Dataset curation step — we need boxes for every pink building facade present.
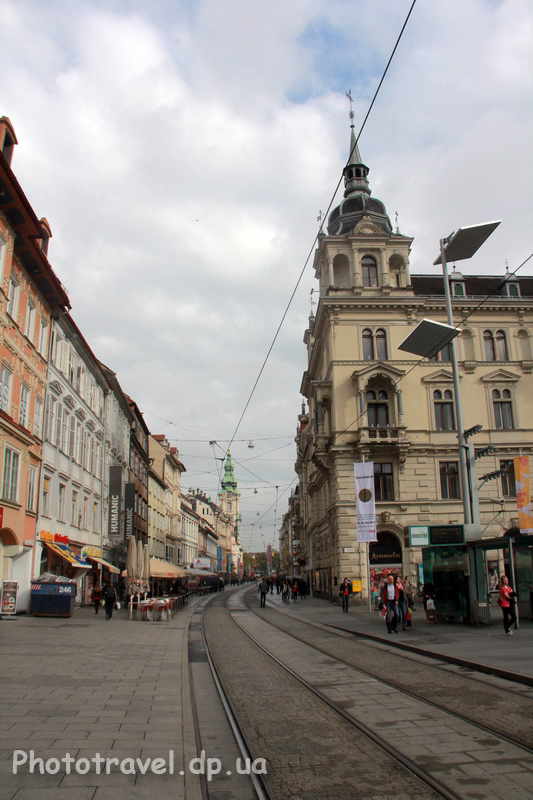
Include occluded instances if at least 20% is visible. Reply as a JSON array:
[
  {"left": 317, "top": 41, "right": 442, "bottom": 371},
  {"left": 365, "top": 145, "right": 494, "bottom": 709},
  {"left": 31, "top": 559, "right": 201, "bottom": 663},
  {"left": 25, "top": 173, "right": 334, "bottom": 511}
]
[{"left": 0, "top": 117, "right": 70, "bottom": 611}]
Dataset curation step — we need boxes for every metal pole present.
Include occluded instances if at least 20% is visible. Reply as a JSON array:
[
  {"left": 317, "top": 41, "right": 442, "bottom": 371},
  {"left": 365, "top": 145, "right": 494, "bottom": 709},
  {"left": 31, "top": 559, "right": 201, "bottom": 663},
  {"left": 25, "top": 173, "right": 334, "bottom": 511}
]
[
  {"left": 440, "top": 238, "right": 472, "bottom": 525},
  {"left": 507, "top": 536, "right": 520, "bottom": 630}
]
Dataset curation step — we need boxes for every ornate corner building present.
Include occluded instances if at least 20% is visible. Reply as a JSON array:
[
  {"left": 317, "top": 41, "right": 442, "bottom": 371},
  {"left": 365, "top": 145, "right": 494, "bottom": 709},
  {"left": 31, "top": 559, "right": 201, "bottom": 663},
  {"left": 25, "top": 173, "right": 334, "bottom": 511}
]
[{"left": 295, "top": 125, "right": 533, "bottom": 601}]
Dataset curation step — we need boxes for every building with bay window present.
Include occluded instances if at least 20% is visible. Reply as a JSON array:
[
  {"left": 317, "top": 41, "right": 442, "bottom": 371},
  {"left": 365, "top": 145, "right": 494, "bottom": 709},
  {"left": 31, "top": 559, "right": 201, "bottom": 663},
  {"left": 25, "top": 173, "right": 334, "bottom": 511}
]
[{"left": 295, "top": 124, "right": 533, "bottom": 603}]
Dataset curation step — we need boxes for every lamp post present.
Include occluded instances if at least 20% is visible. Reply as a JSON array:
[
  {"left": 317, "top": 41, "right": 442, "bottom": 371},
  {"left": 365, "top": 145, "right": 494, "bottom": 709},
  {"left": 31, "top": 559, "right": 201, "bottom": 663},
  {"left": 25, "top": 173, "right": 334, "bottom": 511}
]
[{"left": 399, "top": 221, "right": 501, "bottom": 535}]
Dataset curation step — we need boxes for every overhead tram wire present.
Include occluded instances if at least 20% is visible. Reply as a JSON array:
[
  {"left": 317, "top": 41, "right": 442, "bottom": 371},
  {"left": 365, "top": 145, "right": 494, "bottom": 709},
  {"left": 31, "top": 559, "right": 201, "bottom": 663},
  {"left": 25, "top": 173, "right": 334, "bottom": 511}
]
[{"left": 225, "top": 0, "right": 419, "bottom": 455}]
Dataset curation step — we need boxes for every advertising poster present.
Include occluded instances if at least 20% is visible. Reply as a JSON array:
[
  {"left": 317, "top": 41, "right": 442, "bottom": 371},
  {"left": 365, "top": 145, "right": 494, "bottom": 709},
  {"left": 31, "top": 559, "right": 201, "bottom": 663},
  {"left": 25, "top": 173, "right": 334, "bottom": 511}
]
[
  {"left": 1, "top": 581, "right": 18, "bottom": 615},
  {"left": 108, "top": 465, "right": 122, "bottom": 540},
  {"left": 123, "top": 482, "right": 135, "bottom": 539},
  {"left": 354, "top": 462, "right": 377, "bottom": 541},
  {"left": 514, "top": 456, "right": 533, "bottom": 533}
]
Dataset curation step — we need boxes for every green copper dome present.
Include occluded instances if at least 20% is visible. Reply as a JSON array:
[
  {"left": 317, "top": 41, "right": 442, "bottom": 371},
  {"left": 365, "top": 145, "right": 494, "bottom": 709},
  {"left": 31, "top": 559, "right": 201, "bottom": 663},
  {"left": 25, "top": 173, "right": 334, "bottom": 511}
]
[{"left": 221, "top": 450, "right": 239, "bottom": 494}]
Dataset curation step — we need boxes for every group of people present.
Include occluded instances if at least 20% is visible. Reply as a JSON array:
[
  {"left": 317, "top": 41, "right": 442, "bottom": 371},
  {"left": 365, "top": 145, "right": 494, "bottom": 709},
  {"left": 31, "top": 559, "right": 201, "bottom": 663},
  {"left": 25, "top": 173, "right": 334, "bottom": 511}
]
[
  {"left": 379, "top": 574, "right": 416, "bottom": 633},
  {"left": 257, "top": 576, "right": 308, "bottom": 607},
  {"left": 91, "top": 581, "right": 118, "bottom": 620}
]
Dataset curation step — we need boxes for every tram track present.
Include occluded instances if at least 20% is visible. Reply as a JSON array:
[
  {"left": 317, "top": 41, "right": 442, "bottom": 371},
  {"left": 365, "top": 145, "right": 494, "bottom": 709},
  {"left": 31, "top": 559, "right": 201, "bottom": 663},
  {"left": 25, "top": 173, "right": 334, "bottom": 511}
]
[
  {"left": 201, "top": 586, "right": 533, "bottom": 800},
  {"left": 245, "top": 591, "right": 533, "bottom": 753}
]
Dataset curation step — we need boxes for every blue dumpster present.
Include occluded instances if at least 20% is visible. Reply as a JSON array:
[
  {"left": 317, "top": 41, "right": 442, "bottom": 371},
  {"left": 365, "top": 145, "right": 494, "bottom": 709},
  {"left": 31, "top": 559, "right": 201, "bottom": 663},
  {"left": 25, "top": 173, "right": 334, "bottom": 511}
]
[{"left": 31, "top": 581, "right": 77, "bottom": 617}]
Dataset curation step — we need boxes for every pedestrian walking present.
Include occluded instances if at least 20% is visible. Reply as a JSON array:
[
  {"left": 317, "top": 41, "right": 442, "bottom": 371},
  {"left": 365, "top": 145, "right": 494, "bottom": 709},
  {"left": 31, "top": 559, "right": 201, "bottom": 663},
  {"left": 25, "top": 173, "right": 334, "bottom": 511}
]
[
  {"left": 102, "top": 581, "right": 117, "bottom": 620},
  {"left": 380, "top": 574, "right": 399, "bottom": 633},
  {"left": 498, "top": 575, "right": 517, "bottom": 636},
  {"left": 395, "top": 576, "right": 408, "bottom": 631},
  {"left": 404, "top": 576, "right": 415, "bottom": 627},
  {"left": 282, "top": 580, "right": 290, "bottom": 603},
  {"left": 422, "top": 582, "right": 437, "bottom": 624},
  {"left": 291, "top": 580, "right": 298, "bottom": 602},
  {"left": 339, "top": 578, "right": 352, "bottom": 612},
  {"left": 258, "top": 578, "right": 269, "bottom": 608},
  {"left": 298, "top": 578, "right": 307, "bottom": 600},
  {"left": 92, "top": 584, "right": 102, "bottom": 615}
]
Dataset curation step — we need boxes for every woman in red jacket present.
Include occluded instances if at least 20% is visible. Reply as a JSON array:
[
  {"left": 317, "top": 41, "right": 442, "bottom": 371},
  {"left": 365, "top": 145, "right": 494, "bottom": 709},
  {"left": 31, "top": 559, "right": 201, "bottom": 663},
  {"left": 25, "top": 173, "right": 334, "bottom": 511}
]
[{"left": 498, "top": 575, "right": 517, "bottom": 636}]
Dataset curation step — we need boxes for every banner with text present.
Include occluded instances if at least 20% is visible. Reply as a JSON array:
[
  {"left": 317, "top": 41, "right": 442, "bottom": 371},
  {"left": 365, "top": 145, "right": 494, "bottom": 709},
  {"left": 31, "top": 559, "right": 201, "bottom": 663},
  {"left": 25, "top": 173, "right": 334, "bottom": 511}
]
[
  {"left": 123, "top": 483, "right": 135, "bottom": 539},
  {"left": 354, "top": 462, "right": 377, "bottom": 542},
  {"left": 108, "top": 466, "right": 122, "bottom": 541},
  {"left": 514, "top": 456, "right": 533, "bottom": 534}
]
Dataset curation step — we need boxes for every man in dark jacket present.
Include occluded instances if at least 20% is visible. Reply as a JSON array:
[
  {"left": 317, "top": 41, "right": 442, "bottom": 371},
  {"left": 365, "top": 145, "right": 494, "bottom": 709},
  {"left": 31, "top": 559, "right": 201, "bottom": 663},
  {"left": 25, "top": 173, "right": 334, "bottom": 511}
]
[
  {"left": 381, "top": 574, "right": 399, "bottom": 633},
  {"left": 339, "top": 578, "right": 352, "bottom": 612},
  {"left": 258, "top": 579, "right": 269, "bottom": 608}
]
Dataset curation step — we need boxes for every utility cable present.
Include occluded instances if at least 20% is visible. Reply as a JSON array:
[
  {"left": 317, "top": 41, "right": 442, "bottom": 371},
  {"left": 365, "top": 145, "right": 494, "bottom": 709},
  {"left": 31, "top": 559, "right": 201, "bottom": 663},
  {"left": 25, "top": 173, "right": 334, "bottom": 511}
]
[{"left": 226, "top": 0, "right": 419, "bottom": 454}]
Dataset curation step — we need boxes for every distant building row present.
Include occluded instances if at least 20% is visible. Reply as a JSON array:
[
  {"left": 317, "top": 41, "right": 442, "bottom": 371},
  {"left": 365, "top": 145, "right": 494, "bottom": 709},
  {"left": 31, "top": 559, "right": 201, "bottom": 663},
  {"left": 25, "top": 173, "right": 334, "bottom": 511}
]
[{"left": 0, "top": 118, "right": 243, "bottom": 611}]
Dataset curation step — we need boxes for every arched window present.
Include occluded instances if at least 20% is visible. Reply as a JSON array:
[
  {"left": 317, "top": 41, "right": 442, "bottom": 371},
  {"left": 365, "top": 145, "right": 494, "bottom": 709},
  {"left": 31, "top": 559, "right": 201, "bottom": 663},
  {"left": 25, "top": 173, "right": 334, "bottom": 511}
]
[
  {"left": 361, "top": 256, "right": 378, "bottom": 287},
  {"left": 492, "top": 389, "right": 514, "bottom": 429},
  {"left": 484, "top": 330, "right": 509, "bottom": 361},
  {"left": 362, "top": 328, "right": 388, "bottom": 360},
  {"left": 453, "top": 283, "right": 464, "bottom": 296},
  {"left": 433, "top": 389, "right": 455, "bottom": 430},
  {"left": 366, "top": 390, "right": 389, "bottom": 428}
]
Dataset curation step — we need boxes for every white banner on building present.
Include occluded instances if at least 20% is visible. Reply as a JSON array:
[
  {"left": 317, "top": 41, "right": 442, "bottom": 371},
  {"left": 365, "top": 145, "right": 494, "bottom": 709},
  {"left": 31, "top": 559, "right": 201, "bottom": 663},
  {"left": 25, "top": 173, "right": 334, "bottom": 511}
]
[{"left": 354, "top": 462, "right": 377, "bottom": 542}]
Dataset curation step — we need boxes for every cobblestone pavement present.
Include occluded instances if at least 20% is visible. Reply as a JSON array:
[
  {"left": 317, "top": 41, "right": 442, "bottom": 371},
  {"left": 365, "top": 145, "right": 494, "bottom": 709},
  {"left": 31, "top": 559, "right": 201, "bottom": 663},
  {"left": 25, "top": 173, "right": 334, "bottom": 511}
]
[
  {"left": 233, "top": 590, "right": 533, "bottom": 800},
  {"left": 0, "top": 603, "right": 203, "bottom": 800},
  {"left": 265, "top": 589, "right": 533, "bottom": 682},
  {"left": 245, "top": 594, "right": 533, "bottom": 748},
  {"left": 205, "top": 593, "right": 440, "bottom": 800}
]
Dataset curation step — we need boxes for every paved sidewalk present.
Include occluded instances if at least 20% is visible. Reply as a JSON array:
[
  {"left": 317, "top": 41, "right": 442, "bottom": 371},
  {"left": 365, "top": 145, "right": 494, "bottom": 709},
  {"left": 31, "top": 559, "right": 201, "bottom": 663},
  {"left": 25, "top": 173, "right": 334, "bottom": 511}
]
[
  {"left": 264, "top": 590, "right": 533, "bottom": 682},
  {"left": 0, "top": 599, "right": 205, "bottom": 800}
]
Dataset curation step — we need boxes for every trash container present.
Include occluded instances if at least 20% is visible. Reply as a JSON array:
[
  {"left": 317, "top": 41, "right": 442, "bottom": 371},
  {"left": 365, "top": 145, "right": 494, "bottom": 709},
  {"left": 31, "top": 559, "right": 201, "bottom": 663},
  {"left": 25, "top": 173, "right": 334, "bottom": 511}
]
[{"left": 31, "top": 581, "right": 77, "bottom": 617}]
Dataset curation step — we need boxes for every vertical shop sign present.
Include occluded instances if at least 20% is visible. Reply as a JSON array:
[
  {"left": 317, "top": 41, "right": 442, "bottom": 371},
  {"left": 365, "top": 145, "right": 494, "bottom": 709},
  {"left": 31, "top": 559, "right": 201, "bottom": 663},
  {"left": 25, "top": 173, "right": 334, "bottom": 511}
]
[
  {"left": 514, "top": 456, "right": 533, "bottom": 534},
  {"left": 217, "top": 546, "right": 223, "bottom": 572},
  {"left": 123, "top": 482, "right": 135, "bottom": 539},
  {"left": 108, "top": 466, "right": 122, "bottom": 540}
]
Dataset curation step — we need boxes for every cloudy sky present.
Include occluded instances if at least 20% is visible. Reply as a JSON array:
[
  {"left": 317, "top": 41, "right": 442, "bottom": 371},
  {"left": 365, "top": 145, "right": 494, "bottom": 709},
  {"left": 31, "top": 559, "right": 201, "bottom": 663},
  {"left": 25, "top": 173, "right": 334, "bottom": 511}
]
[{"left": 1, "top": 0, "right": 531, "bottom": 551}]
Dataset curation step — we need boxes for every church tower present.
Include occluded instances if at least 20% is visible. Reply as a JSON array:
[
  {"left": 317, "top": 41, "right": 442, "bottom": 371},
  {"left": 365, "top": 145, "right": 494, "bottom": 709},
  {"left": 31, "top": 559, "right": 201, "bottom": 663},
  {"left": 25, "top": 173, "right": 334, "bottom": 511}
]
[{"left": 218, "top": 451, "right": 242, "bottom": 575}]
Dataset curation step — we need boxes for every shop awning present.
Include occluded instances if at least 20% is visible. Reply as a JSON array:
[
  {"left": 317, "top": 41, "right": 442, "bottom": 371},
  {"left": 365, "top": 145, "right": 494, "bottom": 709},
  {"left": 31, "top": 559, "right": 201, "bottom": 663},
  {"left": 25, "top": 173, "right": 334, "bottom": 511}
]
[
  {"left": 87, "top": 556, "right": 120, "bottom": 574},
  {"left": 44, "top": 542, "right": 91, "bottom": 568},
  {"left": 149, "top": 558, "right": 186, "bottom": 579}
]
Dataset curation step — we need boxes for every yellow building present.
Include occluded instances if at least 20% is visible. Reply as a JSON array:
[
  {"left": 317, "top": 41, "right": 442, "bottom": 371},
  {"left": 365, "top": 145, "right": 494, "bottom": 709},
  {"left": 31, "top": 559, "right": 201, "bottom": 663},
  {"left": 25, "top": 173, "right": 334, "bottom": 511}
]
[{"left": 296, "top": 126, "right": 533, "bottom": 603}]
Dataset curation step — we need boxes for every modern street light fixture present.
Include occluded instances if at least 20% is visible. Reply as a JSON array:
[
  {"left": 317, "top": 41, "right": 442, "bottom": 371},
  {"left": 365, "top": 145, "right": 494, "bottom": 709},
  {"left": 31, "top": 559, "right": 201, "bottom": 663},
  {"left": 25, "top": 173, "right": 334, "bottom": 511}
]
[{"left": 399, "top": 220, "right": 501, "bottom": 537}]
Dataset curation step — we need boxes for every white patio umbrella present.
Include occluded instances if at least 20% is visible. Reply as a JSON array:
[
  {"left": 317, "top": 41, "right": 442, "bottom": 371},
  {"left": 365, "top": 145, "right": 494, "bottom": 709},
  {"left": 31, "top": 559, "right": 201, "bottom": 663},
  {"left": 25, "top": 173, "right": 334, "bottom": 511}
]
[
  {"left": 136, "top": 539, "right": 144, "bottom": 597},
  {"left": 126, "top": 536, "right": 137, "bottom": 620},
  {"left": 143, "top": 545, "right": 150, "bottom": 596}
]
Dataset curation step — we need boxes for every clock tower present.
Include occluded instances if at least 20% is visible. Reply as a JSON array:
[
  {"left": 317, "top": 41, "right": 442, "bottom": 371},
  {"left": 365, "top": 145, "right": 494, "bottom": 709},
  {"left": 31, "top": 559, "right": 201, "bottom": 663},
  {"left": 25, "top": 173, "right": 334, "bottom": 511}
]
[{"left": 218, "top": 450, "right": 242, "bottom": 576}]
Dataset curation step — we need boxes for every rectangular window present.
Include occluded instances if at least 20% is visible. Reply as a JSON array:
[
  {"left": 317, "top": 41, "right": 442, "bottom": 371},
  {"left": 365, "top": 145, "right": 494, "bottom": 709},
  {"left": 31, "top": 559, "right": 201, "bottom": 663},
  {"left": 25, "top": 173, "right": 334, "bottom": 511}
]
[
  {"left": 34, "top": 397, "right": 43, "bottom": 438},
  {"left": 440, "top": 461, "right": 460, "bottom": 499},
  {"left": 19, "top": 385, "right": 29, "bottom": 429},
  {"left": 38, "top": 317, "right": 49, "bottom": 356},
  {"left": 71, "top": 490, "right": 78, "bottom": 526},
  {"left": 2, "top": 447, "right": 20, "bottom": 502},
  {"left": 0, "top": 364, "right": 13, "bottom": 413},
  {"left": 374, "top": 463, "right": 394, "bottom": 501},
  {"left": 25, "top": 299, "right": 36, "bottom": 340},
  {"left": 55, "top": 403, "right": 63, "bottom": 448},
  {"left": 69, "top": 415, "right": 76, "bottom": 458},
  {"left": 61, "top": 410, "right": 69, "bottom": 454},
  {"left": 500, "top": 460, "right": 516, "bottom": 498},
  {"left": 58, "top": 483, "right": 66, "bottom": 520},
  {"left": 27, "top": 465, "right": 37, "bottom": 511},
  {"left": 41, "top": 476, "right": 50, "bottom": 516},
  {"left": 7, "top": 274, "right": 18, "bottom": 318}
]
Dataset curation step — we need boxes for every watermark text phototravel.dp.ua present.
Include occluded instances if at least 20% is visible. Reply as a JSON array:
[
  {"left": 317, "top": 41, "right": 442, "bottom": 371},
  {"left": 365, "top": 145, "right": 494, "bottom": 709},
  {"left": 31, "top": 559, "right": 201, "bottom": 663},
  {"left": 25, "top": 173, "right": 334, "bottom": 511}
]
[{"left": 13, "top": 750, "right": 267, "bottom": 782}]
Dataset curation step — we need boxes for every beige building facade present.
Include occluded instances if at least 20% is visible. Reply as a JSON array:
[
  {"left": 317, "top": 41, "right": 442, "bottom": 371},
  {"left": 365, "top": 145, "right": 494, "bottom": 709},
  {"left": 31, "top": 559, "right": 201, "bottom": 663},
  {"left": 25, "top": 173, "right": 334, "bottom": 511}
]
[{"left": 296, "top": 128, "right": 533, "bottom": 602}]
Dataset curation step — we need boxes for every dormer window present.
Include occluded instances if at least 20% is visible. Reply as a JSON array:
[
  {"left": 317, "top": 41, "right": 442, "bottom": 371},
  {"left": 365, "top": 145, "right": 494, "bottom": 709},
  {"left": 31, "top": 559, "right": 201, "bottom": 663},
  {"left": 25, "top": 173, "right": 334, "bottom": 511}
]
[{"left": 450, "top": 270, "right": 465, "bottom": 297}]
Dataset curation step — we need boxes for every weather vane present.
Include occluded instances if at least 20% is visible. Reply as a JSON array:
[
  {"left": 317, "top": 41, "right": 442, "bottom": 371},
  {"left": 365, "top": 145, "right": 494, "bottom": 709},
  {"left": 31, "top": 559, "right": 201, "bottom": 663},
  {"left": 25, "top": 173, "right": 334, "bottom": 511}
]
[{"left": 345, "top": 90, "right": 354, "bottom": 127}]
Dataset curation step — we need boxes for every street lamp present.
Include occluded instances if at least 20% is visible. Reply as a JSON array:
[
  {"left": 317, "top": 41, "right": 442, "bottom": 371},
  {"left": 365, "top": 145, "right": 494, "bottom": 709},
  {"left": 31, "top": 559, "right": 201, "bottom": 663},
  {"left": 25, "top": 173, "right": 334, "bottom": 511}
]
[{"left": 399, "top": 220, "right": 501, "bottom": 535}]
